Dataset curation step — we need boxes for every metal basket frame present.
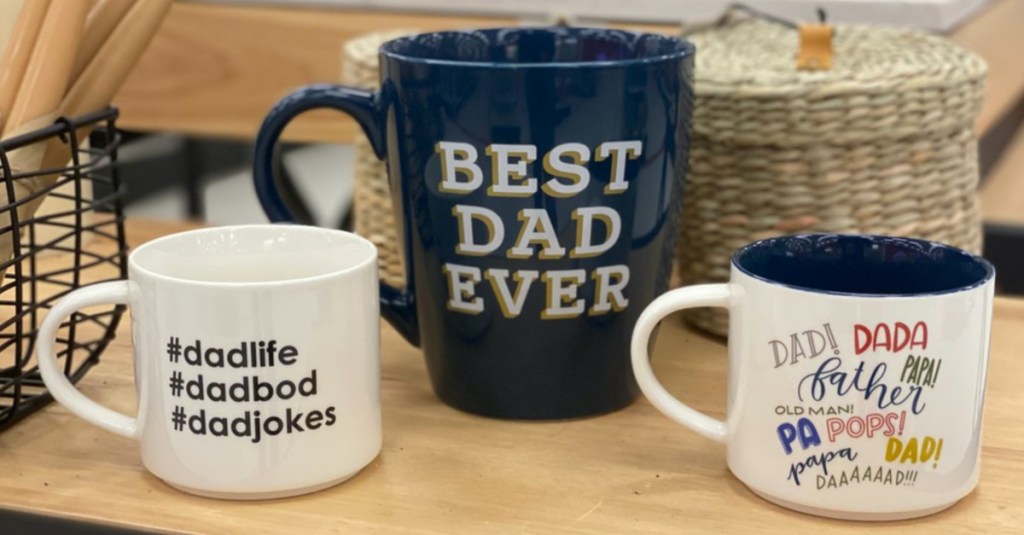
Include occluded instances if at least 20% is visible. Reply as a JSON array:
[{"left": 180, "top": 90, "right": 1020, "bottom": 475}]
[{"left": 0, "top": 108, "right": 128, "bottom": 431}]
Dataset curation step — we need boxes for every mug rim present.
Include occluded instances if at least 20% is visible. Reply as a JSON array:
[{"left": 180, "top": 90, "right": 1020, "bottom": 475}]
[
  {"left": 128, "top": 224, "right": 378, "bottom": 288},
  {"left": 731, "top": 233, "right": 995, "bottom": 298},
  {"left": 378, "top": 27, "right": 695, "bottom": 69}
]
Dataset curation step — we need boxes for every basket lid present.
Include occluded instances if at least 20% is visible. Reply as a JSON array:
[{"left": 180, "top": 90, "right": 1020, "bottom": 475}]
[
  {"left": 343, "top": 29, "right": 419, "bottom": 87},
  {"left": 687, "top": 19, "right": 987, "bottom": 144}
]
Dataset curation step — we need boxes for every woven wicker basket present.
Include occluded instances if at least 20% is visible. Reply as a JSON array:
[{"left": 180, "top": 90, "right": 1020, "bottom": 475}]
[
  {"left": 678, "top": 19, "right": 987, "bottom": 336},
  {"left": 344, "top": 30, "right": 416, "bottom": 289}
]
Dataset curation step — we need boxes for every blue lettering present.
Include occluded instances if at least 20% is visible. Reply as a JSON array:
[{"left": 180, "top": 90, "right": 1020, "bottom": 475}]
[
  {"left": 777, "top": 423, "right": 797, "bottom": 454},
  {"left": 798, "top": 357, "right": 926, "bottom": 414},
  {"left": 787, "top": 447, "right": 858, "bottom": 486},
  {"left": 777, "top": 418, "right": 822, "bottom": 455}
]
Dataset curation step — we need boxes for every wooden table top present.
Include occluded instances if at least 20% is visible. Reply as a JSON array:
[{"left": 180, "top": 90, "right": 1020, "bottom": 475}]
[{"left": 1, "top": 218, "right": 1022, "bottom": 534}]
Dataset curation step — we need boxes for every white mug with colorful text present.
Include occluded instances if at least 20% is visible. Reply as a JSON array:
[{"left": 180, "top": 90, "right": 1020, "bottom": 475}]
[
  {"left": 37, "top": 225, "right": 381, "bottom": 499},
  {"left": 631, "top": 234, "right": 995, "bottom": 520}
]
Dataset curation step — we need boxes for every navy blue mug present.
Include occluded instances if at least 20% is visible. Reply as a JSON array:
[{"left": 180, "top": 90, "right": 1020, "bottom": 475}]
[{"left": 254, "top": 28, "right": 695, "bottom": 419}]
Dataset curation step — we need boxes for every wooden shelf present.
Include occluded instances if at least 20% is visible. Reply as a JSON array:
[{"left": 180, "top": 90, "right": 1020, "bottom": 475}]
[
  {"left": 0, "top": 218, "right": 1023, "bottom": 532},
  {"left": 110, "top": 0, "right": 1024, "bottom": 231},
  {"left": 980, "top": 122, "right": 1024, "bottom": 224},
  {"left": 113, "top": 0, "right": 1024, "bottom": 144},
  {"left": 951, "top": 0, "right": 1024, "bottom": 136},
  {"left": 113, "top": 4, "right": 520, "bottom": 143}
]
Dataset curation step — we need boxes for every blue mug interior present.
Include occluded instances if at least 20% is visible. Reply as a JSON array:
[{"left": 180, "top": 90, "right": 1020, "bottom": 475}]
[
  {"left": 733, "top": 234, "right": 994, "bottom": 296},
  {"left": 380, "top": 27, "right": 693, "bottom": 65}
]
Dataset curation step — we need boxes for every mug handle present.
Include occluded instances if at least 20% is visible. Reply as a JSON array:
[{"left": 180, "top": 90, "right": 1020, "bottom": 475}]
[
  {"left": 36, "top": 281, "right": 139, "bottom": 439},
  {"left": 630, "top": 284, "right": 733, "bottom": 442},
  {"left": 253, "top": 84, "right": 419, "bottom": 347}
]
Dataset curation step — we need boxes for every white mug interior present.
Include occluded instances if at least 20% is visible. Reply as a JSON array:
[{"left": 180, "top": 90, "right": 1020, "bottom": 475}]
[{"left": 129, "top": 224, "right": 378, "bottom": 284}]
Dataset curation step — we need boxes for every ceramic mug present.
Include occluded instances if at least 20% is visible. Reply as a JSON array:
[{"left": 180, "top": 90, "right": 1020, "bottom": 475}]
[
  {"left": 631, "top": 234, "right": 995, "bottom": 520},
  {"left": 37, "top": 225, "right": 381, "bottom": 499},
  {"left": 253, "top": 28, "right": 695, "bottom": 419}
]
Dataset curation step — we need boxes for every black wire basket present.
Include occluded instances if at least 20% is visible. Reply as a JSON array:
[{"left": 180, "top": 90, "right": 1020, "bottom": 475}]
[{"left": 0, "top": 108, "right": 128, "bottom": 432}]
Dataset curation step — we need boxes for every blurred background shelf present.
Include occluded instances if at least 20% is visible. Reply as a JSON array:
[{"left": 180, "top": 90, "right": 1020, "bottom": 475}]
[
  {"left": 114, "top": 0, "right": 1024, "bottom": 145},
  {"left": 204, "top": 0, "right": 992, "bottom": 31},
  {"left": 106, "top": 0, "right": 1023, "bottom": 288}
]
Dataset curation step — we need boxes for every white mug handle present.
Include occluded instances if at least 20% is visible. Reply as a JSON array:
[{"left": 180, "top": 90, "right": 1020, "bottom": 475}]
[
  {"left": 36, "top": 280, "right": 139, "bottom": 439},
  {"left": 630, "top": 283, "right": 734, "bottom": 443}
]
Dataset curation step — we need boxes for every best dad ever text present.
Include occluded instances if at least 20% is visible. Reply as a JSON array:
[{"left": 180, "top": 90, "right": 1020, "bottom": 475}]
[{"left": 436, "top": 140, "right": 641, "bottom": 320}]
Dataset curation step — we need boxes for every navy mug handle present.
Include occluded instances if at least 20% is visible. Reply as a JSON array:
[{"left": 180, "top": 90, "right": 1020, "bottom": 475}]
[{"left": 253, "top": 83, "right": 420, "bottom": 347}]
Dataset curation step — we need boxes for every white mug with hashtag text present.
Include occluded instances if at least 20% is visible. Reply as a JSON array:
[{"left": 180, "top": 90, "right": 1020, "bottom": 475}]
[{"left": 37, "top": 225, "right": 381, "bottom": 499}]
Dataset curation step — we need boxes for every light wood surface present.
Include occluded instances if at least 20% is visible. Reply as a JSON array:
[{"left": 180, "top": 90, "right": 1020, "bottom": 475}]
[
  {"left": 0, "top": 218, "right": 1022, "bottom": 533},
  {"left": 980, "top": 122, "right": 1024, "bottom": 224},
  {"left": 114, "top": 3, "right": 520, "bottom": 143},
  {"left": 113, "top": 0, "right": 1024, "bottom": 144},
  {"left": 929, "top": 0, "right": 1024, "bottom": 226},
  {"left": 950, "top": 0, "right": 1024, "bottom": 137}
]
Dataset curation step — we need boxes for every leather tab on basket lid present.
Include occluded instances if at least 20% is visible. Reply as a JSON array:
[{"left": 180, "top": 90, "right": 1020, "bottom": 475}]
[{"left": 796, "top": 23, "right": 834, "bottom": 70}]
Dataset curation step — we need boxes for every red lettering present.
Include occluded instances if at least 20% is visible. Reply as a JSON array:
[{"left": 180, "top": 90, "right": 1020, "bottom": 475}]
[
  {"left": 825, "top": 411, "right": 905, "bottom": 441},
  {"left": 865, "top": 413, "right": 886, "bottom": 437},
  {"left": 826, "top": 418, "right": 845, "bottom": 442},
  {"left": 846, "top": 416, "right": 865, "bottom": 438},
  {"left": 854, "top": 324, "right": 871, "bottom": 355},
  {"left": 872, "top": 323, "right": 892, "bottom": 352},
  {"left": 910, "top": 321, "right": 928, "bottom": 350},
  {"left": 884, "top": 411, "right": 901, "bottom": 436},
  {"left": 854, "top": 322, "right": 929, "bottom": 354},
  {"left": 892, "top": 322, "right": 910, "bottom": 352}
]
